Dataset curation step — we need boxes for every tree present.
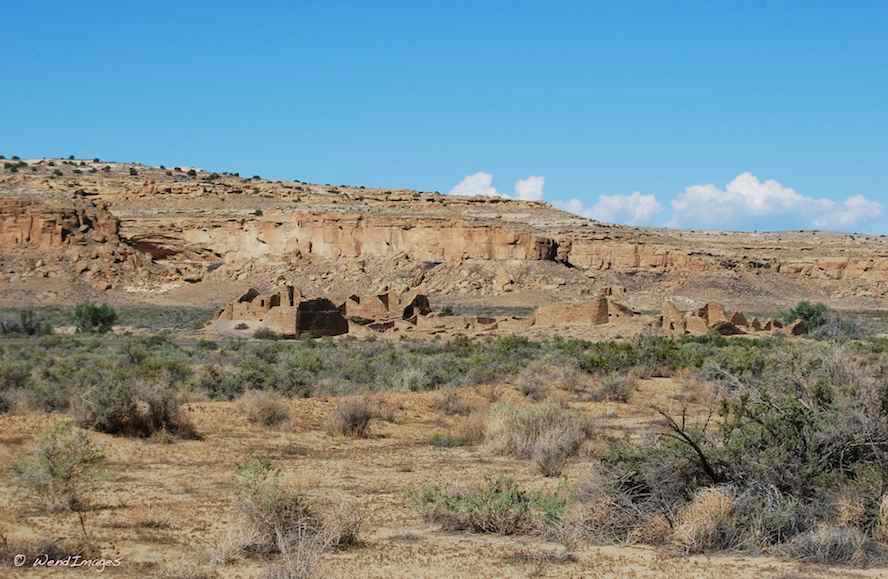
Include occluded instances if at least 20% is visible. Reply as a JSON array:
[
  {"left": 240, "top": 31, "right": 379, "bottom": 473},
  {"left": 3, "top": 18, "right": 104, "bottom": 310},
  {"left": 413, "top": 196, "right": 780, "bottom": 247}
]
[{"left": 73, "top": 303, "right": 118, "bottom": 334}]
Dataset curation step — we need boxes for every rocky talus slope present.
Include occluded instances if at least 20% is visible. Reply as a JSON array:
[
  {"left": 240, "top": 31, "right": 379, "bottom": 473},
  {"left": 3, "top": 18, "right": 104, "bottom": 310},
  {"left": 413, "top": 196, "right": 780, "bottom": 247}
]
[{"left": 2, "top": 157, "right": 886, "bottom": 311}]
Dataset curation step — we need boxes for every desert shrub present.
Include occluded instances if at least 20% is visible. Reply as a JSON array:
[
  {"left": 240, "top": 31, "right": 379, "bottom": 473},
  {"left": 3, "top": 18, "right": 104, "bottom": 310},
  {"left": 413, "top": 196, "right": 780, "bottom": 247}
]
[
  {"left": 585, "top": 373, "right": 637, "bottom": 402},
  {"left": 326, "top": 397, "right": 373, "bottom": 437},
  {"left": 412, "top": 476, "right": 566, "bottom": 535},
  {"left": 432, "top": 389, "right": 472, "bottom": 416},
  {"left": 73, "top": 303, "right": 117, "bottom": 334},
  {"left": 254, "top": 327, "right": 282, "bottom": 340},
  {"left": 591, "top": 340, "right": 888, "bottom": 560},
  {"left": 322, "top": 504, "right": 363, "bottom": 549},
  {"left": 0, "top": 310, "right": 52, "bottom": 336},
  {"left": 783, "top": 525, "right": 883, "bottom": 564},
  {"left": 239, "top": 390, "right": 290, "bottom": 428},
  {"left": 812, "top": 311, "right": 864, "bottom": 341},
  {"left": 672, "top": 487, "right": 737, "bottom": 553},
  {"left": 72, "top": 377, "right": 196, "bottom": 439},
  {"left": 233, "top": 458, "right": 321, "bottom": 555},
  {"left": 222, "top": 458, "right": 359, "bottom": 577},
  {"left": 780, "top": 301, "right": 828, "bottom": 329},
  {"left": 445, "top": 409, "right": 488, "bottom": 446},
  {"left": 486, "top": 402, "right": 590, "bottom": 466},
  {"left": 12, "top": 421, "right": 105, "bottom": 511}
]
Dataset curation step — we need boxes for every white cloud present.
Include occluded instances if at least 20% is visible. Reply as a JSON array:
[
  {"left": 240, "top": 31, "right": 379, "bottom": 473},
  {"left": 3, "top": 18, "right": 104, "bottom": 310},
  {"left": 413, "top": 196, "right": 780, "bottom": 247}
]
[
  {"left": 448, "top": 171, "right": 501, "bottom": 197},
  {"left": 449, "top": 172, "right": 546, "bottom": 200},
  {"left": 813, "top": 195, "right": 883, "bottom": 230},
  {"left": 514, "top": 175, "right": 545, "bottom": 201},
  {"left": 556, "top": 192, "right": 661, "bottom": 226},
  {"left": 670, "top": 172, "right": 883, "bottom": 231},
  {"left": 448, "top": 170, "right": 883, "bottom": 232}
]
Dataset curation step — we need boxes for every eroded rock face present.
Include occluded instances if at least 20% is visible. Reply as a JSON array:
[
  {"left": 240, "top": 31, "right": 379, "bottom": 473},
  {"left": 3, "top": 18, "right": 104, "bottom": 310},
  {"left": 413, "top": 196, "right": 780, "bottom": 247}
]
[
  {"left": 3, "top": 160, "right": 888, "bottom": 306},
  {"left": 0, "top": 197, "right": 120, "bottom": 248}
]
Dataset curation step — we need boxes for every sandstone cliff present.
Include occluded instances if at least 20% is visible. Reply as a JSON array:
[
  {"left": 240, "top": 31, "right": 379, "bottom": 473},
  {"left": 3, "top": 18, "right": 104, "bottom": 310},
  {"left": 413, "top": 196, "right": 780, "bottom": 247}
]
[{"left": 2, "top": 158, "right": 886, "bottom": 310}]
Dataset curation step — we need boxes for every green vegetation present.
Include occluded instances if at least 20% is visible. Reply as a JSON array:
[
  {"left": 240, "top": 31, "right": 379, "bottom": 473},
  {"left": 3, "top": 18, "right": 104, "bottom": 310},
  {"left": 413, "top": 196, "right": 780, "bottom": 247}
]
[
  {"left": 73, "top": 303, "right": 118, "bottom": 333},
  {"left": 0, "top": 310, "right": 52, "bottom": 336},
  {"left": 780, "top": 301, "right": 829, "bottom": 328},
  {"left": 585, "top": 338, "right": 888, "bottom": 562},
  {"left": 412, "top": 476, "right": 567, "bottom": 535}
]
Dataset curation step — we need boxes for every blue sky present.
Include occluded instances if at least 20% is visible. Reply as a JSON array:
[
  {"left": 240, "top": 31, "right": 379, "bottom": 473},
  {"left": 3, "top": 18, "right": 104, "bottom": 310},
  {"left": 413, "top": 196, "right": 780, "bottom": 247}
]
[{"left": 2, "top": 1, "right": 886, "bottom": 232}]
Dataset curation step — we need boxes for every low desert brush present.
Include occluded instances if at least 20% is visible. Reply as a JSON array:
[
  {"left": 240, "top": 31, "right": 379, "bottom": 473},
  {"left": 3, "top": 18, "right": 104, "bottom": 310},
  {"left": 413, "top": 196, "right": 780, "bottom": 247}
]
[
  {"left": 672, "top": 487, "right": 737, "bottom": 554},
  {"left": 486, "top": 402, "right": 591, "bottom": 475},
  {"left": 12, "top": 420, "right": 105, "bottom": 512},
  {"left": 326, "top": 397, "right": 374, "bottom": 438},
  {"left": 239, "top": 390, "right": 290, "bottom": 428}
]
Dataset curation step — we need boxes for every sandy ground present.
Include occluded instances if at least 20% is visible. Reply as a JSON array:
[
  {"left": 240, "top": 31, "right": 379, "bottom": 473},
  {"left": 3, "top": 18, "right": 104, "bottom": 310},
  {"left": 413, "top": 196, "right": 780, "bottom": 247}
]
[{"left": 1, "top": 379, "right": 883, "bottom": 578}]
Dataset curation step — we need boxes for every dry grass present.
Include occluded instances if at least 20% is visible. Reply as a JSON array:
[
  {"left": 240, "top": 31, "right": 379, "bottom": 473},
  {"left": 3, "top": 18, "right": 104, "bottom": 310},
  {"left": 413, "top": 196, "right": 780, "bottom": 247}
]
[
  {"left": 672, "top": 487, "right": 736, "bottom": 554},
  {"left": 833, "top": 494, "right": 867, "bottom": 529},
  {"left": 485, "top": 402, "right": 591, "bottom": 475},
  {"left": 584, "top": 373, "right": 638, "bottom": 403},
  {"left": 326, "top": 397, "right": 374, "bottom": 438},
  {"left": 515, "top": 357, "right": 586, "bottom": 400},
  {"left": 432, "top": 389, "right": 472, "bottom": 416},
  {"left": 876, "top": 495, "right": 888, "bottom": 543},
  {"left": 783, "top": 525, "right": 877, "bottom": 565},
  {"left": 239, "top": 390, "right": 291, "bottom": 428},
  {"left": 12, "top": 420, "right": 105, "bottom": 512}
]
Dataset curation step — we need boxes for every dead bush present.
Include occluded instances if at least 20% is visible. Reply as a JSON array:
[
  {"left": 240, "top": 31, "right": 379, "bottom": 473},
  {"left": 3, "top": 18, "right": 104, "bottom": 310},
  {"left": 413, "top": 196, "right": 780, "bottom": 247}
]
[
  {"left": 455, "top": 408, "right": 487, "bottom": 445},
  {"left": 585, "top": 373, "right": 637, "bottom": 403},
  {"left": 672, "top": 487, "right": 737, "bottom": 554},
  {"left": 217, "top": 459, "right": 359, "bottom": 578},
  {"left": 239, "top": 390, "right": 290, "bottom": 428},
  {"left": 533, "top": 426, "right": 583, "bottom": 477},
  {"left": 783, "top": 525, "right": 883, "bottom": 565},
  {"left": 575, "top": 473, "right": 651, "bottom": 544},
  {"left": 12, "top": 421, "right": 105, "bottom": 512},
  {"left": 486, "top": 402, "right": 591, "bottom": 470},
  {"left": 515, "top": 357, "right": 585, "bottom": 400},
  {"left": 326, "top": 397, "right": 373, "bottom": 438},
  {"left": 433, "top": 389, "right": 471, "bottom": 416},
  {"left": 876, "top": 495, "right": 888, "bottom": 543},
  {"left": 233, "top": 459, "right": 321, "bottom": 555},
  {"left": 323, "top": 504, "right": 363, "bottom": 550},
  {"left": 262, "top": 525, "right": 331, "bottom": 579}
]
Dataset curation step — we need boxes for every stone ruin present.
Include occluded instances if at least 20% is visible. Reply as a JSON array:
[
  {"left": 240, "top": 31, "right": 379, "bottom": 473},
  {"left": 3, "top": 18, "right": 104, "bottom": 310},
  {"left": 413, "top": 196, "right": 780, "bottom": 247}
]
[
  {"left": 342, "top": 289, "right": 432, "bottom": 324},
  {"left": 216, "top": 285, "right": 433, "bottom": 337},
  {"left": 533, "top": 287, "right": 638, "bottom": 327},
  {"left": 216, "top": 285, "right": 348, "bottom": 337},
  {"left": 660, "top": 301, "right": 808, "bottom": 337}
]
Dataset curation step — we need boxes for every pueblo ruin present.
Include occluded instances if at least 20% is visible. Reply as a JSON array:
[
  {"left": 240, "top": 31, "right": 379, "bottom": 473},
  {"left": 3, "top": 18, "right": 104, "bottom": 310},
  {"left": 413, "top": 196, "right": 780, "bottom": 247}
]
[{"left": 213, "top": 281, "right": 809, "bottom": 340}]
